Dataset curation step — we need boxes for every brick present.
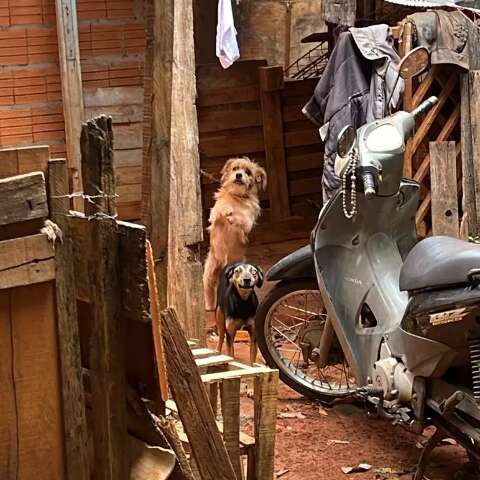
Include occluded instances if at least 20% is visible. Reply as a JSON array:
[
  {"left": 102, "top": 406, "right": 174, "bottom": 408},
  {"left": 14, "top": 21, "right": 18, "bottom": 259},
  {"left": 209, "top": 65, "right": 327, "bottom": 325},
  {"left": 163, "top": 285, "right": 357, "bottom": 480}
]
[
  {"left": 92, "top": 47, "right": 121, "bottom": 56},
  {"left": 0, "top": 87, "right": 14, "bottom": 97},
  {"left": 91, "top": 31, "right": 122, "bottom": 42},
  {"left": 0, "top": 116, "right": 33, "bottom": 128},
  {"left": 31, "top": 104, "right": 62, "bottom": 115},
  {"left": 0, "top": 108, "right": 31, "bottom": 119},
  {"left": 78, "top": 10, "right": 106, "bottom": 20},
  {"left": 32, "top": 113, "right": 63, "bottom": 123},
  {"left": 46, "top": 91, "right": 61, "bottom": 101},
  {"left": 13, "top": 65, "right": 58, "bottom": 78},
  {"left": 0, "top": 96, "right": 14, "bottom": 105},
  {"left": 0, "top": 46, "right": 29, "bottom": 56},
  {"left": 46, "top": 82, "right": 61, "bottom": 93},
  {"left": 0, "top": 79, "right": 14, "bottom": 88},
  {"left": 0, "top": 37, "right": 28, "bottom": 48},
  {"left": 33, "top": 121, "right": 64, "bottom": 132},
  {"left": 90, "top": 23, "right": 120, "bottom": 33},
  {"left": 28, "top": 52, "right": 58, "bottom": 63},
  {"left": 83, "top": 79, "right": 109, "bottom": 88},
  {"left": 28, "top": 43, "right": 58, "bottom": 54},
  {"left": 34, "top": 129, "right": 64, "bottom": 141},
  {"left": 0, "top": 29, "right": 27, "bottom": 40},
  {"left": 1, "top": 133, "right": 34, "bottom": 144},
  {"left": 0, "top": 55, "right": 29, "bottom": 66},
  {"left": 109, "top": 67, "right": 141, "bottom": 78},
  {"left": 11, "top": 15, "right": 44, "bottom": 25},
  {"left": 1, "top": 124, "right": 33, "bottom": 135},
  {"left": 10, "top": 6, "right": 43, "bottom": 15},
  {"left": 0, "top": 17, "right": 10, "bottom": 26},
  {"left": 77, "top": 1, "right": 106, "bottom": 11},
  {"left": 14, "top": 84, "right": 47, "bottom": 95},
  {"left": 82, "top": 71, "right": 108, "bottom": 81},
  {"left": 110, "top": 77, "right": 141, "bottom": 87},
  {"left": 14, "top": 92, "right": 47, "bottom": 103},
  {"left": 13, "top": 76, "right": 45, "bottom": 88}
]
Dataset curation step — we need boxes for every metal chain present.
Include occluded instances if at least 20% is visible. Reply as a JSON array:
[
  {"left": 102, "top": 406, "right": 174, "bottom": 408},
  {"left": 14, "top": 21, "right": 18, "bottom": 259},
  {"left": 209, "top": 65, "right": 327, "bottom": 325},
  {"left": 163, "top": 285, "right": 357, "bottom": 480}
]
[{"left": 341, "top": 149, "right": 358, "bottom": 219}]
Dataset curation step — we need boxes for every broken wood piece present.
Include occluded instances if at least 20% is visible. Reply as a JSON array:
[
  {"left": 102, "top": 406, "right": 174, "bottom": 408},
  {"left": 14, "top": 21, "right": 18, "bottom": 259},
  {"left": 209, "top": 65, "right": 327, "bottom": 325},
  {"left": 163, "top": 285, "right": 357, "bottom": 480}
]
[
  {"left": 160, "top": 307, "right": 237, "bottom": 480},
  {"left": 0, "top": 233, "right": 55, "bottom": 289},
  {"left": 0, "top": 171, "right": 48, "bottom": 226},
  {"left": 147, "top": 239, "right": 169, "bottom": 402},
  {"left": 128, "top": 435, "right": 176, "bottom": 480},
  {"left": 195, "top": 354, "right": 233, "bottom": 368}
]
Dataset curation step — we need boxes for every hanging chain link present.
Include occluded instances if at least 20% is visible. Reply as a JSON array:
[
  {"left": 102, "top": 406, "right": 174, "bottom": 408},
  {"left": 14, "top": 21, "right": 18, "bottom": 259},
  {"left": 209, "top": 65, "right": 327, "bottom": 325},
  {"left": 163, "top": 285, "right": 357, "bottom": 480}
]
[{"left": 341, "top": 149, "right": 358, "bottom": 219}]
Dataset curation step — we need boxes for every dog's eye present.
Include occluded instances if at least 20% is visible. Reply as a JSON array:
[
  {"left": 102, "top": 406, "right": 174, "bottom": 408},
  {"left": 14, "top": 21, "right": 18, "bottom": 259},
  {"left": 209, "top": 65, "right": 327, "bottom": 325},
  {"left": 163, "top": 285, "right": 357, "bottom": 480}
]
[
  {"left": 233, "top": 166, "right": 239, "bottom": 171},
  {"left": 245, "top": 168, "right": 252, "bottom": 176}
]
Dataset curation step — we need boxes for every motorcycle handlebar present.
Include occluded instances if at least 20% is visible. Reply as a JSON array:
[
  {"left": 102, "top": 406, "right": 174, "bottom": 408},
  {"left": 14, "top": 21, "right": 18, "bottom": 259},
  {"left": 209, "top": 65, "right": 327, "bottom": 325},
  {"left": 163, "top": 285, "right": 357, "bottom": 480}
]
[
  {"left": 411, "top": 96, "right": 438, "bottom": 121},
  {"left": 362, "top": 172, "right": 376, "bottom": 200}
]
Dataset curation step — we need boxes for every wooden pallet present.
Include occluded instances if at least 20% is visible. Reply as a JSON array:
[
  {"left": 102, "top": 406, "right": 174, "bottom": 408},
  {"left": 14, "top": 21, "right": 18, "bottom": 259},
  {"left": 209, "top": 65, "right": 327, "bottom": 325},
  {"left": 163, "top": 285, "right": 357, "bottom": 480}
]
[{"left": 168, "top": 343, "right": 279, "bottom": 480}]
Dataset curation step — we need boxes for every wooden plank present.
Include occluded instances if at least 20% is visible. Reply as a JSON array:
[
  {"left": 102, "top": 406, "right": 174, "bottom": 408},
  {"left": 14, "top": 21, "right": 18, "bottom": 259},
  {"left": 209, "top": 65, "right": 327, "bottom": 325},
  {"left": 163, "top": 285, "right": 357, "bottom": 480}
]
[
  {"left": 48, "top": 159, "right": 90, "bottom": 480},
  {"left": 0, "top": 234, "right": 55, "bottom": 289},
  {"left": 468, "top": 70, "right": 480, "bottom": 233},
  {"left": 221, "top": 378, "right": 242, "bottom": 479},
  {"left": 55, "top": 0, "right": 84, "bottom": 211},
  {"left": 254, "top": 371, "right": 278, "bottom": 480},
  {"left": 195, "top": 354, "right": 233, "bottom": 368},
  {"left": 259, "top": 66, "right": 290, "bottom": 220},
  {"left": 147, "top": 239, "right": 169, "bottom": 402},
  {"left": 191, "top": 347, "right": 216, "bottom": 358},
  {"left": 402, "top": 22, "right": 414, "bottom": 178},
  {"left": 5, "top": 283, "right": 65, "bottom": 478},
  {"left": 88, "top": 217, "right": 128, "bottom": 480},
  {"left": 85, "top": 104, "right": 144, "bottom": 124},
  {"left": 430, "top": 142, "right": 459, "bottom": 238},
  {"left": 0, "top": 289, "right": 16, "bottom": 479},
  {"left": 201, "top": 366, "right": 272, "bottom": 383},
  {"left": 0, "top": 171, "right": 48, "bottom": 226},
  {"left": 83, "top": 86, "right": 144, "bottom": 107},
  {"left": 161, "top": 307, "right": 237, "bottom": 480}
]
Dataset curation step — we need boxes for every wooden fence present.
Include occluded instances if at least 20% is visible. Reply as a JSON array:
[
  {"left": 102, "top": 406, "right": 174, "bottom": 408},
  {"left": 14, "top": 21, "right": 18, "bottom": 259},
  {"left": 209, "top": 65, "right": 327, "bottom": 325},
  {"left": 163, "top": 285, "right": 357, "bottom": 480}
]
[{"left": 197, "top": 59, "right": 323, "bottom": 245}]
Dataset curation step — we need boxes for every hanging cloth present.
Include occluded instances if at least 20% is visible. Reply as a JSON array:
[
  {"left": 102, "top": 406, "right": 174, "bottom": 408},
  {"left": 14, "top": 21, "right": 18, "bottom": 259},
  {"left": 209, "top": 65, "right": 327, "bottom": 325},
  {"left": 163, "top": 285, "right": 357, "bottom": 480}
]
[{"left": 216, "top": 0, "right": 240, "bottom": 69}]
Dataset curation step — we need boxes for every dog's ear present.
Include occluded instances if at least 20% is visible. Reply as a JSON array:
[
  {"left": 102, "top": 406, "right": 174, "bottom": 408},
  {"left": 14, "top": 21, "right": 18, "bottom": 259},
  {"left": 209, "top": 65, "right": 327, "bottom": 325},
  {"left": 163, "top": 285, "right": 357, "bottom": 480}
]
[
  {"left": 220, "top": 158, "right": 236, "bottom": 184},
  {"left": 225, "top": 264, "right": 237, "bottom": 282},
  {"left": 255, "top": 165, "right": 267, "bottom": 191},
  {"left": 253, "top": 265, "right": 264, "bottom": 288}
]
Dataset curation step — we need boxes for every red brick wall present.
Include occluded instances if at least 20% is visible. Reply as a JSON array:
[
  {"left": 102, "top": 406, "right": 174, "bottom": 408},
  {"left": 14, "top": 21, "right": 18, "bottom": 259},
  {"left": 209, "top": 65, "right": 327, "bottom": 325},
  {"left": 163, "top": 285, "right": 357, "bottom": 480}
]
[
  {"left": 0, "top": 1, "right": 66, "bottom": 157},
  {"left": 0, "top": 0, "right": 146, "bottom": 219}
]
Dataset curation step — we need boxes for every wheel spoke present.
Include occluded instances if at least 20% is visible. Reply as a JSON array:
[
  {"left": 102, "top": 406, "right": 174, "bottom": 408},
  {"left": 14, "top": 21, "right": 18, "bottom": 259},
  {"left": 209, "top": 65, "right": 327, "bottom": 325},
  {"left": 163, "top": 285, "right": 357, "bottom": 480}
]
[{"left": 265, "top": 287, "right": 356, "bottom": 397}]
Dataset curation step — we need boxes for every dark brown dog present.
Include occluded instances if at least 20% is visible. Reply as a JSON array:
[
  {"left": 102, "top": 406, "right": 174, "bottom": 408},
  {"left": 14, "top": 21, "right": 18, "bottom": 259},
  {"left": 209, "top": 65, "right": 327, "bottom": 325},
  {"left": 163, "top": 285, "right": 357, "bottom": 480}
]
[{"left": 215, "top": 262, "right": 263, "bottom": 364}]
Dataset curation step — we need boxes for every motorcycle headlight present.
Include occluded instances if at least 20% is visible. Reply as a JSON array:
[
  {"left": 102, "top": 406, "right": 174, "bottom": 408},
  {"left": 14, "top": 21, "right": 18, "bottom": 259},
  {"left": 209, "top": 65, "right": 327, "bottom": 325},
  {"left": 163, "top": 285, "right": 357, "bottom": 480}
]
[{"left": 365, "top": 124, "right": 403, "bottom": 153}]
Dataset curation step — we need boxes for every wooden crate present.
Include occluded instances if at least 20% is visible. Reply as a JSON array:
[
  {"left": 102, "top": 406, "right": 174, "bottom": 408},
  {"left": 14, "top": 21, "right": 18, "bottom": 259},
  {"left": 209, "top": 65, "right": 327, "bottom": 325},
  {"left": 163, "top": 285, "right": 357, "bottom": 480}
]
[{"left": 166, "top": 343, "right": 279, "bottom": 480}]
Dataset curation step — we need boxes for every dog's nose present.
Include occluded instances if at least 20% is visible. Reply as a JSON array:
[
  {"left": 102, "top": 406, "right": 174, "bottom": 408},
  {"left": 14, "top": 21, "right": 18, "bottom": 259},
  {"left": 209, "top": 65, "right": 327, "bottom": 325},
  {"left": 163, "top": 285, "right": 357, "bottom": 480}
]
[
  {"left": 236, "top": 172, "right": 242, "bottom": 180},
  {"left": 243, "top": 278, "right": 251, "bottom": 286}
]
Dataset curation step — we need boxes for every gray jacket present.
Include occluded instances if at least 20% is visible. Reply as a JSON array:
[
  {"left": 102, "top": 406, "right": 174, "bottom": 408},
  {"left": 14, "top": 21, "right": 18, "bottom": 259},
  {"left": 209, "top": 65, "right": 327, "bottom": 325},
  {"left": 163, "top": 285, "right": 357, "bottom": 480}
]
[{"left": 303, "top": 24, "right": 403, "bottom": 202}]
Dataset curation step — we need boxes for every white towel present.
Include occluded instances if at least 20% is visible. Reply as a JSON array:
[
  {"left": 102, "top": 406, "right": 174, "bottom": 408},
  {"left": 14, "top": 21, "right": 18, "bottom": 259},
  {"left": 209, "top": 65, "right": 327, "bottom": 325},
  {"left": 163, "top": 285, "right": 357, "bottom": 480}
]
[{"left": 216, "top": 0, "right": 240, "bottom": 69}]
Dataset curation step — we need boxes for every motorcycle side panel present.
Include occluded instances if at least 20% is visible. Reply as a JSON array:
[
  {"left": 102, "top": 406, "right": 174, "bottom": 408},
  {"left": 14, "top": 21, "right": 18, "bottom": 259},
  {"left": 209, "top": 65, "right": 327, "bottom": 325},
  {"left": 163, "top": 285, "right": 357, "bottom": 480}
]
[
  {"left": 313, "top": 180, "right": 420, "bottom": 384},
  {"left": 266, "top": 245, "right": 316, "bottom": 282}
]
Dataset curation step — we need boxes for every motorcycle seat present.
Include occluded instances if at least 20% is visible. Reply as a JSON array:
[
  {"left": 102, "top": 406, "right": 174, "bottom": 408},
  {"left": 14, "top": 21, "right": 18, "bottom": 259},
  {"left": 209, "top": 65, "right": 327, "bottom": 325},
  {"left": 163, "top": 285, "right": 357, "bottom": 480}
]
[{"left": 399, "top": 236, "right": 480, "bottom": 292}]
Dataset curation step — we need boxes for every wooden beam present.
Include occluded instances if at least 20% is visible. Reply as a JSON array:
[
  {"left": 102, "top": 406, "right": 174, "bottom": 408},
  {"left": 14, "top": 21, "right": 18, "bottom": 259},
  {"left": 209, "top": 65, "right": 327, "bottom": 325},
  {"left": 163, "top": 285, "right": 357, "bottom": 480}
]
[
  {"left": 0, "top": 145, "right": 49, "bottom": 179},
  {"left": 55, "top": 0, "right": 84, "bottom": 211},
  {"left": 0, "top": 234, "right": 55, "bottom": 289},
  {"left": 430, "top": 142, "right": 459, "bottom": 238},
  {"left": 144, "top": 0, "right": 205, "bottom": 340},
  {"left": 0, "top": 171, "right": 48, "bottom": 226},
  {"left": 259, "top": 66, "right": 290, "bottom": 220},
  {"left": 468, "top": 70, "right": 480, "bottom": 233},
  {"left": 88, "top": 217, "right": 128, "bottom": 480},
  {"left": 160, "top": 307, "right": 237, "bottom": 480},
  {"left": 48, "top": 159, "right": 90, "bottom": 480},
  {"left": 80, "top": 115, "right": 117, "bottom": 217},
  {"left": 221, "top": 378, "right": 242, "bottom": 479}
]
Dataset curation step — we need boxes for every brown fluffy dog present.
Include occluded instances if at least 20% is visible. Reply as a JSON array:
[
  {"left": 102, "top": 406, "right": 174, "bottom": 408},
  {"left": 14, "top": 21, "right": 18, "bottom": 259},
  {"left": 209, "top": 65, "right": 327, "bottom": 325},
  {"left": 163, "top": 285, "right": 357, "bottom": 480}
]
[{"left": 203, "top": 157, "right": 267, "bottom": 329}]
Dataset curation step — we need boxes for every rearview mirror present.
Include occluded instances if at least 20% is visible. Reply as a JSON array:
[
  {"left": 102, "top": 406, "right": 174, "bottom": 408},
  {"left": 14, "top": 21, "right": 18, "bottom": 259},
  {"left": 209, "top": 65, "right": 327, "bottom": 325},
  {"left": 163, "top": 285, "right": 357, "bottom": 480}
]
[{"left": 399, "top": 47, "right": 430, "bottom": 80}]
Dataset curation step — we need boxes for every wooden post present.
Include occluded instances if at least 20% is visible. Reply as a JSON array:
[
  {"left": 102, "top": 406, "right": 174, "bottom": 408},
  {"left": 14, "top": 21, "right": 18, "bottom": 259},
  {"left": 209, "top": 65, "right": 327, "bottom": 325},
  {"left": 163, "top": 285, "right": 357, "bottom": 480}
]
[
  {"left": 80, "top": 115, "right": 117, "bottom": 217},
  {"left": 221, "top": 378, "right": 242, "bottom": 479},
  {"left": 143, "top": 0, "right": 205, "bottom": 340},
  {"left": 55, "top": 0, "right": 84, "bottom": 211},
  {"left": 254, "top": 371, "right": 279, "bottom": 480},
  {"left": 402, "top": 21, "right": 414, "bottom": 178},
  {"left": 429, "top": 142, "right": 459, "bottom": 238},
  {"left": 48, "top": 159, "right": 90, "bottom": 480},
  {"left": 259, "top": 66, "right": 291, "bottom": 221},
  {"left": 460, "top": 23, "right": 480, "bottom": 236},
  {"left": 161, "top": 308, "right": 237, "bottom": 480}
]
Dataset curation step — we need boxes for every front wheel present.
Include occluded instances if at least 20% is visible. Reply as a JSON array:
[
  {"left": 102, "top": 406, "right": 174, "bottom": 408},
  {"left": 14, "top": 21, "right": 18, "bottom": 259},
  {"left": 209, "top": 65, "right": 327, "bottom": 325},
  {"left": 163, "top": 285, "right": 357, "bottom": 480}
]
[{"left": 256, "top": 279, "right": 356, "bottom": 403}]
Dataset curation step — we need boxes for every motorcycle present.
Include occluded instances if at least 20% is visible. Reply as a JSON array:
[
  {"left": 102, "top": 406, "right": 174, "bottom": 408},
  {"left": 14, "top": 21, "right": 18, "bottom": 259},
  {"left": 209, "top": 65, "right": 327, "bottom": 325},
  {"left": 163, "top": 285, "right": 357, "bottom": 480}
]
[{"left": 256, "top": 46, "right": 480, "bottom": 474}]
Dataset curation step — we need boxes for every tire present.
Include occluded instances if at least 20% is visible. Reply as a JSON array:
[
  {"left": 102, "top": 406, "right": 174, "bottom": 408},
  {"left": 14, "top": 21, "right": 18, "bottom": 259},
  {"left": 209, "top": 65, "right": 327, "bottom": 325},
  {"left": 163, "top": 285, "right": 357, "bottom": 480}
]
[{"left": 256, "top": 279, "right": 356, "bottom": 403}]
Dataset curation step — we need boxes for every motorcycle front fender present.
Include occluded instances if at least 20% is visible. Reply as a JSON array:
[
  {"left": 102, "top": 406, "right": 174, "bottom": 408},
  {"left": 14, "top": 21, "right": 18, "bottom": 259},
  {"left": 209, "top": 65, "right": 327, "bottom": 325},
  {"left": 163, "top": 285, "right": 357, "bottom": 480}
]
[{"left": 266, "top": 245, "right": 316, "bottom": 282}]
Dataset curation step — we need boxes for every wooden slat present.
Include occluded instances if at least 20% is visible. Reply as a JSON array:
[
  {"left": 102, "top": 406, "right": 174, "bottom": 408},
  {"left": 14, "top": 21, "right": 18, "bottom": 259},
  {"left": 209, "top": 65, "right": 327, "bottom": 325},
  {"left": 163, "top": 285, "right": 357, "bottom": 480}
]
[
  {"left": 83, "top": 86, "right": 143, "bottom": 107},
  {"left": 197, "top": 85, "right": 260, "bottom": 107},
  {"left": 48, "top": 159, "right": 90, "bottom": 480},
  {"left": 221, "top": 378, "right": 242, "bottom": 479},
  {"left": 259, "top": 66, "right": 290, "bottom": 220},
  {"left": 191, "top": 347, "right": 216, "bottom": 358},
  {"left": 201, "top": 365, "right": 272, "bottom": 383},
  {"left": 413, "top": 105, "right": 460, "bottom": 184},
  {"left": 430, "top": 142, "right": 459, "bottom": 238},
  {"left": 411, "top": 66, "right": 438, "bottom": 109},
  {"left": 55, "top": 0, "right": 84, "bottom": 212},
  {"left": 0, "top": 145, "right": 49, "bottom": 180},
  {"left": 195, "top": 354, "right": 233, "bottom": 368},
  {"left": 253, "top": 371, "right": 278, "bottom": 480},
  {"left": 0, "top": 234, "right": 55, "bottom": 289},
  {"left": 0, "top": 171, "right": 48, "bottom": 226},
  {"left": 161, "top": 308, "right": 237, "bottom": 480},
  {"left": 198, "top": 105, "right": 262, "bottom": 133},
  {"left": 468, "top": 70, "right": 480, "bottom": 232}
]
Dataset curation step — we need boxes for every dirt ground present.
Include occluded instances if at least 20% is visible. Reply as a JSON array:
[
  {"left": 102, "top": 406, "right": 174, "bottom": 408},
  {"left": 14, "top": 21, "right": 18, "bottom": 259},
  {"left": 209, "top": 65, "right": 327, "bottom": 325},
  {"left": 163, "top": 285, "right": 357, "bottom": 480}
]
[{"left": 215, "top": 238, "right": 470, "bottom": 480}]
